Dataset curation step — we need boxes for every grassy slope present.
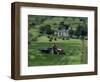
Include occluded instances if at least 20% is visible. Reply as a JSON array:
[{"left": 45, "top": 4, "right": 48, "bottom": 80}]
[{"left": 28, "top": 36, "right": 87, "bottom": 66}]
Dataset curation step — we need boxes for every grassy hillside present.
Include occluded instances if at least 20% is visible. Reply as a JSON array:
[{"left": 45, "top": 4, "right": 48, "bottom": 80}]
[{"left": 28, "top": 39, "right": 87, "bottom": 66}]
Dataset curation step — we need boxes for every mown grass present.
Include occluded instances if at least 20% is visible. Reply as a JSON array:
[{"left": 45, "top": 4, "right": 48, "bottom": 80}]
[{"left": 28, "top": 39, "right": 87, "bottom": 66}]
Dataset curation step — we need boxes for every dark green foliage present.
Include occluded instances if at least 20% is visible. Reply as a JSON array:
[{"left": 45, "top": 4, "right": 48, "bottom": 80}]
[
  {"left": 69, "top": 27, "right": 74, "bottom": 38},
  {"left": 75, "top": 25, "right": 87, "bottom": 39}
]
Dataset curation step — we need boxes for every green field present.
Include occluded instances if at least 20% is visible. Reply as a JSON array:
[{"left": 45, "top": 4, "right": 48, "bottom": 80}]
[{"left": 28, "top": 38, "right": 87, "bottom": 66}]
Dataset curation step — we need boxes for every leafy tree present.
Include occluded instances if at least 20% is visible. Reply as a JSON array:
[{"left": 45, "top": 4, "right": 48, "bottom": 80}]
[
  {"left": 69, "top": 27, "right": 74, "bottom": 38},
  {"left": 75, "top": 24, "right": 87, "bottom": 39}
]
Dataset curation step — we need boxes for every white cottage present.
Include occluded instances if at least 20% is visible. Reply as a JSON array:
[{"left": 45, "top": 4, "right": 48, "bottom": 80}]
[{"left": 54, "top": 28, "right": 69, "bottom": 38}]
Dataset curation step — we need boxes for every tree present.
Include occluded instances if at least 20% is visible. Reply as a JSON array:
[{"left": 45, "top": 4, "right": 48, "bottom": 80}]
[
  {"left": 75, "top": 25, "right": 82, "bottom": 38},
  {"left": 75, "top": 24, "right": 87, "bottom": 39},
  {"left": 69, "top": 27, "right": 74, "bottom": 38},
  {"left": 39, "top": 26, "right": 46, "bottom": 34}
]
